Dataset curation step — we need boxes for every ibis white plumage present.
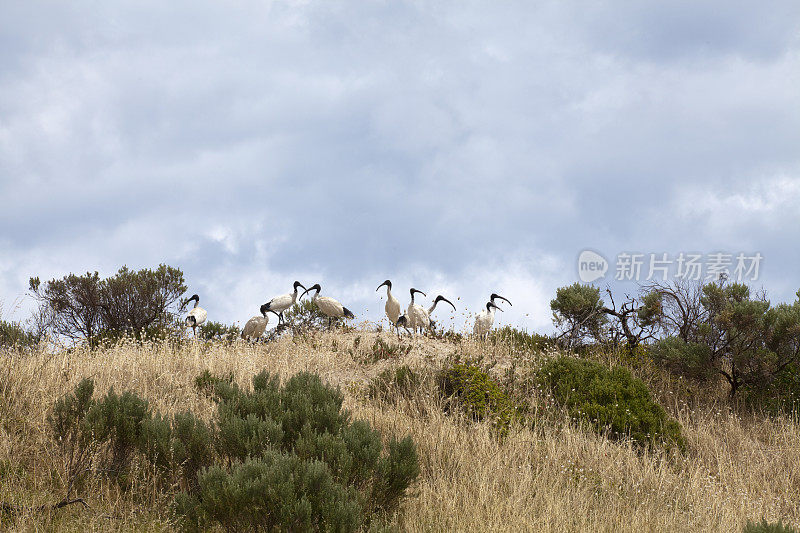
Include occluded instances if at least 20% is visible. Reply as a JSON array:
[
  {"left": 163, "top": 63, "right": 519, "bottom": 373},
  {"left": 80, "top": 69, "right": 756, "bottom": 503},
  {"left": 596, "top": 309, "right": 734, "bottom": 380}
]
[
  {"left": 241, "top": 304, "right": 278, "bottom": 342},
  {"left": 376, "top": 280, "right": 402, "bottom": 331},
  {"left": 184, "top": 294, "right": 207, "bottom": 337},
  {"left": 264, "top": 281, "right": 306, "bottom": 324},
  {"left": 405, "top": 288, "right": 428, "bottom": 334},
  {"left": 300, "top": 283, "right": 355, "bottom": 328},
  {"left": 473, "top": 301, "right": 503, "bottom": 339},
  {"left": 471, "top": 293, "right": 512, "bottom": 337}
]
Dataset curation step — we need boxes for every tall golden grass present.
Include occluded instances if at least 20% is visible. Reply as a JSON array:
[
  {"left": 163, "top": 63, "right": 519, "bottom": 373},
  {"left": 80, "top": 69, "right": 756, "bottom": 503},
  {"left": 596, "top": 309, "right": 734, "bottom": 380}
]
[{"left": 1, "top": 328, "right": 798, "bottom": 531}]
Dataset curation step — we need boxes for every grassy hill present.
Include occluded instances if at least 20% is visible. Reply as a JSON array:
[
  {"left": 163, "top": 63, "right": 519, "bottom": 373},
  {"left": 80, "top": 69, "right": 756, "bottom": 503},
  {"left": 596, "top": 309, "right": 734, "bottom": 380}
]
[{"left": 1, "top": 328, "right": 798, "bottom": 531}]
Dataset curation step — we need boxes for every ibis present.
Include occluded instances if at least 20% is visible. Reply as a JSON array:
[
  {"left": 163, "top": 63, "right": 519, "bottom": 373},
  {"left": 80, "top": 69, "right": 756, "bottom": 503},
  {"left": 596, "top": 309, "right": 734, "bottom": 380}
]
[
  {"left": 422, "top": 295, "right": 456, "bottom": 333},
  {"left": 264, "top": 281, "right": 306, "bottom": 324},
  {"left": 376, "top": 280, "right": 402, "bottom": 332},
  {"left": 300, "top": 283, "right": 355, "bottom": 328},
  {"left": 405, "top": 288, "right": 428, "bottom": 334},
  {"left": 184, "top": 294, "right": 207, "bottom": 337},
  {"left": 241, "top": 304, "right": 279, "bottom": 342},
  {"left": 473, "top": 301, "right": 503, "bottom": 339}
]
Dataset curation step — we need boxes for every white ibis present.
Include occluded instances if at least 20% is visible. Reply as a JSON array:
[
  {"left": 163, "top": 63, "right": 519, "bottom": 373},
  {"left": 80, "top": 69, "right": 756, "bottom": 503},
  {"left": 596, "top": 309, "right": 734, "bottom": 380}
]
[
  {"left": 264, "top": 281, "right": 306, "bottom": 324},
  {"left": 184, "top": 294, "right": 207, "bottom": 337},
  {"left": 300, "top": 283, "right": 355, "bottom": 328},
  {"left": 376, "top": 280, "right": 402, "bottom": 331},
  {"left": 423, "top": 295, "right": 456, "bottom": 333},
  {"left": 241, "top": 304, "right": 279, "bottom": 342},
  {"left": 473, "top": 301, "right": 503, "bottom": 339},
  {"left": 402, "top": 288, "right": 428, "bottom": 334}
]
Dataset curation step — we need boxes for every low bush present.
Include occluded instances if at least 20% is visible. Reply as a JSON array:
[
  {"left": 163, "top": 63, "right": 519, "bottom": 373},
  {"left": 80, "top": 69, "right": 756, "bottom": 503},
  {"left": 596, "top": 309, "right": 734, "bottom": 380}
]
[
  {"left": 536, "top": 356, "right": 685, "bottom": 451},
  {"left": 85, "top": 387, "right": 152, "bottom": 476},
  {"left": 438, "top": 362, "right": 518, "bottom": 435},
  {"left": 46, "top": 370, "right": 420, "bottom": 531},
  {"left": 490, "top": 326, "right": 553, "bottom": 352},
  {"left": 283, "top": 300, "right": 346, "bottom": 332},
  {"left": 48, "top": 378, "right": 97, "bottom": 497},
  {"left": 178, "top": 370, "right": 419, "bottom": 530},
  {"left": 193, "top": 369, "right": 234, "bottom": 397},
  {"left": 198, "top": 321, "right": 240, "bottom": 342},
  {"left": 744, "top": 519, "right": 799, "bottom": 533},
  {"left": 741, "top": 362, "right": 800, "bottom": 415},
  {"left": 369, "top": 365, "right": 422, "bottom": 402},
  {"left": 0, "top": 319, "right": 39, "bottom": 350},
  {"left": 178, "top": 453, "right": 362, "bottom": 532}
]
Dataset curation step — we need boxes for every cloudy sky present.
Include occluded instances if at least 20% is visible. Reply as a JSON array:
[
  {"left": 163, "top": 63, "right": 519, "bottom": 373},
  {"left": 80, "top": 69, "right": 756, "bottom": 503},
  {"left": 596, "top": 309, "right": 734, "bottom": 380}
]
[{"left": 1, "top": 1, "right": 799, "bottom": 332}]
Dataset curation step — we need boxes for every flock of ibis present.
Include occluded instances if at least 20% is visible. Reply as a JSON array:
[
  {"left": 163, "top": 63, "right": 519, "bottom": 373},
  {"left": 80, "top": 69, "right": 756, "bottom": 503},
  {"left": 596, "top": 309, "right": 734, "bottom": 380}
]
[{"left": 183, "top": 280, "right": 512, "bottom": 341}]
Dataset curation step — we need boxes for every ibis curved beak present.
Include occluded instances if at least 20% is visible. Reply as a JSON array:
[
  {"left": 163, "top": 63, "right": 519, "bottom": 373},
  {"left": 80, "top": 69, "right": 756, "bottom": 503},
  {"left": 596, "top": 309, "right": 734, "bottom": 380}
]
[
  {"left": 491, "top": 293, "right": 512, "bottom": 306},
  {"left": 376, "top": 280, "right": 391, "bottom": 291},
  {"left": 300, "top": 283, "right": 320, "bottom": 300},
  {"left": 439, "top": 296, "right": 456, "bottom": 311}
]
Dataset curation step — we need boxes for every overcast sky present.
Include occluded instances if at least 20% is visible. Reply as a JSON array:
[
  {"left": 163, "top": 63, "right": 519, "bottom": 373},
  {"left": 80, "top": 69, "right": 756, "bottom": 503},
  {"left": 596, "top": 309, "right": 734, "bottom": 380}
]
[{"left": 1, "top": 1, "right": 799, "bottom": 332}]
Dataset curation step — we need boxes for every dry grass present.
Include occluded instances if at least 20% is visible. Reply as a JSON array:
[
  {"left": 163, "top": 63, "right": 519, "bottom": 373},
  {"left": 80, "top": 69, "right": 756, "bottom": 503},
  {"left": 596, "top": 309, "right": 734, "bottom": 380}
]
[{"left": 1, "top": 328, "right": 799, "bottom": 531}]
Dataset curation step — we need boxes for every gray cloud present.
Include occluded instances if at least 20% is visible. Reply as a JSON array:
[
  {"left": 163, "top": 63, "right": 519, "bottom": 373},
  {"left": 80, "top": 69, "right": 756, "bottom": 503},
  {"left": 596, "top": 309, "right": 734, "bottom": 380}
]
[{"left": 1, "top": 1, "right": 798, "bottom": 331}]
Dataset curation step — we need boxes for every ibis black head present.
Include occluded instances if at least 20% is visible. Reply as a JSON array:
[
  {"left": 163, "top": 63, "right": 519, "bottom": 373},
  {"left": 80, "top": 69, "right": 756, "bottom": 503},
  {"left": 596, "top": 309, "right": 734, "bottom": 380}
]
[
  {"left": 396, "top": 315, "right": 408, "bottom": 327},
  {"left": 490, "top": 293, "right": 512, "bottom": 306},
  {"left": 410, "top": 288, "right": 426, "bottom": 297},
  {"left": 260, "top": 303, "right": 269, "bottom": 316},
  {"left": 300, "top": 283, "right": 321, "bottom": 300},
  {"left": 376, "top": 280, "right": 392, "bottom": 291},
  {"left": 487, "top": 301, "right": 503, "bottom": 312},
  {"left": 435, "top": 295, "right": 456, "bottom": 311},
  {"left": 293, "top": 281, "right": 306, "bottom": 292},
  {"left": 185, "top": 294, "right": 200, "bottom": 306}
]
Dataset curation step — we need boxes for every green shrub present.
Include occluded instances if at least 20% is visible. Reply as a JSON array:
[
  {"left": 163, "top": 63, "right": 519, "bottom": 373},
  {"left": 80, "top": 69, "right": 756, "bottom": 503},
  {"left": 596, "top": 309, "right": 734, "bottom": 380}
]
[
  {"left": 746, "top": 362, "right": 800, "bottom": 414},
  {"left": 216, "top": 412, "right": 283, "bottom": 462},
  {"left": 743, "top": 519, "right": 799, "bottom": 533},
  {"left": 49, "top": 378, "right": 95, "bottom": 447},
  {"left": 48, "top": 378, "right": 96, "bottom": 496},
  {"left": 283, "top": 300, "right": 344, "bottom": 331},
  {"left": 438, "top": 362, "right": 517, "bottom": 434},
  {"left": 369, "top": 435, "right": 421, "bottom": 515},
  {"left": 29, "top": 265, "right": 186, "bottom": 344},
  {"left": 369, "top": 365, "right": 421, "bottom": 402},
  {"left": 490, "top": 326, "right": 553, "bottom": 352},
  {"left": 85, "top": 387, "right": 152, "bottom": 474},
  {"left": 651, "top": 336, "right": 715, "bottom": 382},
  {"left": 177, "top": 452, "right": 362, "bottom": 532},
  {"left": 139, "top": 413, "right": 173, "bottom": 472},
  {"left": 0, "top": 319, "right": 39, "bottom": 349},
  {"left": 536, "top": 356, "right": 685, "bottom": 451},
  {"left": 46, "top": 370, "right": 419, "bottom": 530},
  {"left": 179, "top": 369, "right": 419, "bottom": 529},
  {"left": 193, "top": 369, "right": 234, "bottom": 397},
  {"left": 198, "top": 321, "right": 240, "bottom": 342},
  {"left": 171, "top": 412, "right": 215, "bottom": 492}
]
